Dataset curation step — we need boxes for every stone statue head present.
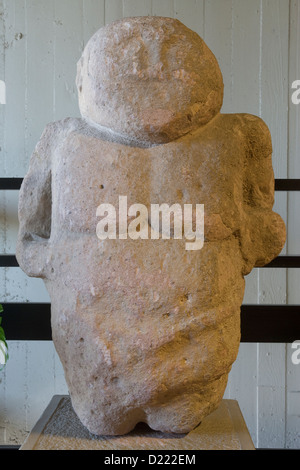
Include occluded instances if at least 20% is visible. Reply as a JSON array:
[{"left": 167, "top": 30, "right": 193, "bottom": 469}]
[
  {"left": 76, "top": 16, "right": 224, "bottom": 144},
  {"left": 17, "top": 17, "right": 285, "bottom": 435}
]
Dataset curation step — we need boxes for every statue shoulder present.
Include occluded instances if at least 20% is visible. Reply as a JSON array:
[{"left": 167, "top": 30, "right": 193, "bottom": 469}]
[
  {"left": 215, "top": 113, "right": 272, "bottom": 155},
  {"left": 30, "top": 118, "right": 88, "bottom": 166}
]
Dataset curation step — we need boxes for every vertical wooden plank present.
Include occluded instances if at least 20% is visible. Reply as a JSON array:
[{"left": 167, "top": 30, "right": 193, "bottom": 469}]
[
  {"left": 151, "top": 0, "right": 174, "bottom": 18},
  {"left": 287, "top": 0, "right": 300, "bottom": 449},
  {"left": 0, "top": 0, "right": 7, "bottom": 443},
  {"left": 286, "top": 338, "right": 300, "bottom": 449},
  {"left": 122, "top": 0, "right": 152, "bottom": 18},
  {"left": 53, "top": 346, "right": 68, "bottom": 395},
  {"left": 260, "top": 0, "right": 289, "bottom": 178},
  {"left": 0, "top": 0, "right": 5, "bottom": 176},
  {"left": 3, "top": 341, "right": 29, "bottom": 445},
  {"left": 257, "top": 344, "right": 287, "bottom": 448},
  {"left": 231, "top": 0, "right": 261, "bottom": 115},
  {"left": 224, "top": 343, "right": 259, "bottom": 445},
  {"left": 243, "top": 270, "right": 259, "bottom": 304},
  {"left": 25, "top": 0, "right": 55, "bottom": 159},
  {"left": 174, "top": 0, "right": 204, "bottom": 37},
  {"left": 289, "top": 0, "right": 300, "bottom": 180},
  {"left": 204, "top": 0, "right": 233, "bottom": 113},
  {"left": 54, "top": 0, "right": 83, "bottom": 121},
  {"left": 0, "top": 0, "right": 28, "bottom": 445},
  {"left": 3, "top": 191, "right": 18, "bottom": 253},
  {"left": 26, "top": 342, "right": 56, "bottom": 432},
  {"left": 105, "top": 0, "right": 124, "bottom": 24},
  {"left": 3, "top": 0, "right": 27, "bottom": 175},
  {"left": 0, "top": 0, "right": 5, "bottom": 336},
  {"left": 83, "top": 0, "right": 105, "bottom": 44},
  {"left": 257, "top": 0, "right": 289, "bottom": 449}
]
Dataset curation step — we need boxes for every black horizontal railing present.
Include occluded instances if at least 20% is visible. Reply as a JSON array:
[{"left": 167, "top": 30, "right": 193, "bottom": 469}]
[
  {"left": 264, "top": 256, "right": 300, "bottom": 268},
  {"left": 0, "top": 255, "right": 19, "bottom": 267},
  {"left": 1, "top": 177, "right": 300, "bottom": 343},
  {"left": 0, "top": 178, "right": 23, "bottom": 190},
  {"left": 0, "top": 302, "right": 298, "bottom": 343},
  {"left": 1, "top": 254, "right": 300, "bottom": 269},
  {"left": 275, "top": 179, "right": 300, "bottom": 191},
  {"left": 1, "top": 178, "right": 300, "bottom": 191}
]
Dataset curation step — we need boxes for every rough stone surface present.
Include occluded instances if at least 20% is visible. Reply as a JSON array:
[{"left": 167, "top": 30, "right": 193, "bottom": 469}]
[
  {"left": 76, "top": 16, "right": 224, "bottom": 145},
  {"left": 20, "top": 397, "right": 255, "bottom": 450},
  {"left": 16, "top": 17, "right": 286, "bottom": 436}
]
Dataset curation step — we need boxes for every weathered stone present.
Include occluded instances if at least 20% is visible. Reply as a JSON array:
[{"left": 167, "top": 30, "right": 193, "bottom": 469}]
[
  {"left": 76, "top": 16, "right": 224, "bottom": 145},
  {"left": 20, "top": 397, "right": 255, "bottom": 450},
  {"left": 16, "top": 17, "right": 286, "bottom": 436}
]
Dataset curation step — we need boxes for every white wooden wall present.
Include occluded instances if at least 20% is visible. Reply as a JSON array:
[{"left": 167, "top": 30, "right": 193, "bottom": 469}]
[{"left": 0, "top": 0, "right": 299, "bottom": 449}]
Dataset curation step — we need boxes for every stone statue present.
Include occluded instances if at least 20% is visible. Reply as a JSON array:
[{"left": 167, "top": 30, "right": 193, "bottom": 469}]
[{"left": 16, "top": 17, "right": 286, "bottom": 436}]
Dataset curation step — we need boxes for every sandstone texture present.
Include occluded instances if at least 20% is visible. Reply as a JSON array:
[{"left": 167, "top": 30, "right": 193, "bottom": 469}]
[
  {"left": 17, "top": 17, "right": 286, "bottom": 436},
  {"left": 76, "top": 16, "right": 224, "bottom": 145}
]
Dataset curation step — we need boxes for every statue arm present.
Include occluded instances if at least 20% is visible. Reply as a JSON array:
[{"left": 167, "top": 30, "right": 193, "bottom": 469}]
[
  {"left": 16, "top": 122, "right": 59, "bottom": 278},
  {"left": 238, "top": 114, "right": 286, "bottom": 272}
]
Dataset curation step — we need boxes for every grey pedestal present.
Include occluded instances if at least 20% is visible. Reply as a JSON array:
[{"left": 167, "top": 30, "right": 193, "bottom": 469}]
[{"left": 20, "top": 396, "right": 255, "bottom": 450}]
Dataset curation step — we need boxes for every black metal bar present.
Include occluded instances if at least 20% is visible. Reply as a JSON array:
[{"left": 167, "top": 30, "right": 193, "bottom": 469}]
[
  {"left": 0, "top": 178, "right": 23, "bottom": 190},
  {"left": 2, "top": 303, "right": 52, "bottom": 341},
  {"left": 1, "top": 303, "right": 299, "bottom": 343},
  {"left": 241, "top": 305, "right": 300, "bottom": 343},
  {"left": 263, "top": 256, "right": 300, "bottom": 268},
  {"left": 0, "top": 178, "right": 300, "bottom": 191},
  {"left": 275, "top": 179, "right": 300, "bottom": 191},
  {"left": 0, "top": 255, "right": 19, "bottom": 267},
  {"left": 2, "top": 255, "right": 300, "bottom": 268},
  {"left": 0, "top": 446, "right": 20, "bottom": 451}
]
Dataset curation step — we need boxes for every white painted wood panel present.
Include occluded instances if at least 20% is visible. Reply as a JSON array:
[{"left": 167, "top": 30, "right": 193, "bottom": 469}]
[
  {"left": 2, "top": 0, "right": 27, "bottom": 176},
  {"left": 151, "top": 0, "right": 174, "bottom": 18},
  {"left": 26, "top": 0, "right": 55, "bottom": 157},
  {"left": 257, "top": 0, "right": 289, "bottom": 449},
  {"left": 174, "top": 0, "right": 204, "bottom": 36},
  {"left": 53, "top": 0, "right": 83, "bottom": 122},
  {"left": 83, "top": 0, "right": 105, "bottom": 44},
  {"left": 204, "top": 0, "right": 233, "bottom": 113},
  {"left": 286, "top": 0, "right": 300, "bottom": 450},
  {"left": 0, "top": 0, "right": 4, "bottom": 177},
  {"left": 105, "top": 0, "right": 124, "bottom": 25},
  {"left": 123, "top": 0, "right": 152, "bottom": 18},
  {"left": 0, "top": 0, "right": 299, "bottom": 449}
]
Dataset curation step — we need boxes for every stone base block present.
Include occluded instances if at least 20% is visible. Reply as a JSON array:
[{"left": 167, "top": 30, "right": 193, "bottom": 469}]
[{"left": 20, "top": 396, "right": 255, "bottom": 450}]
